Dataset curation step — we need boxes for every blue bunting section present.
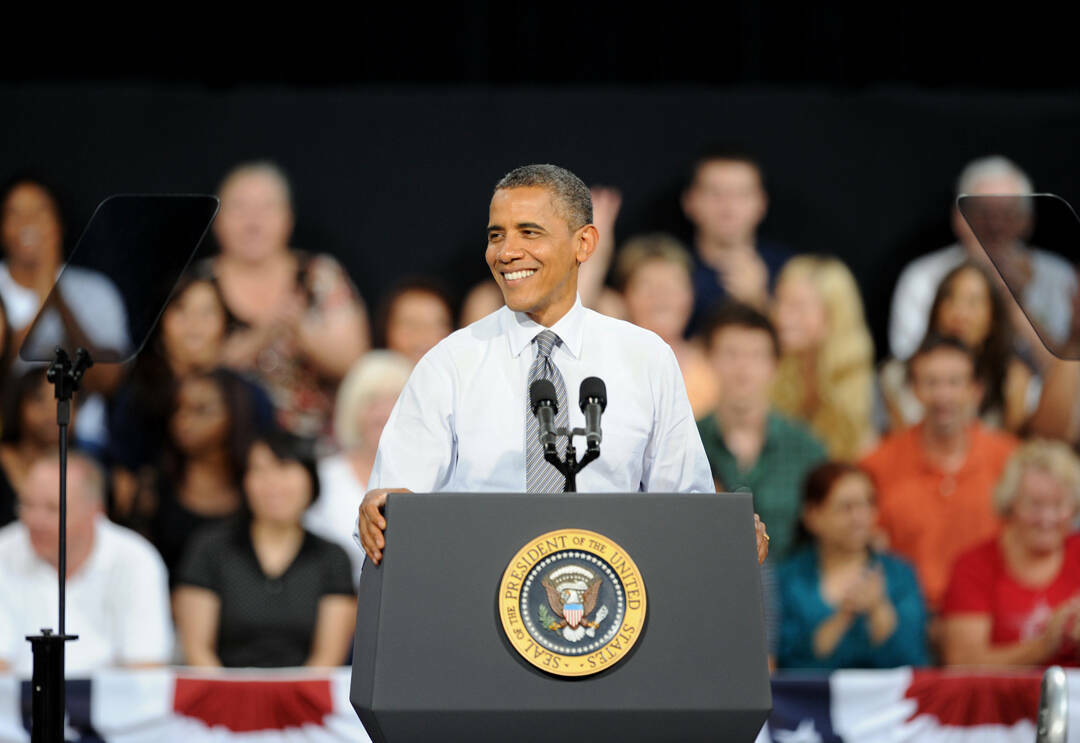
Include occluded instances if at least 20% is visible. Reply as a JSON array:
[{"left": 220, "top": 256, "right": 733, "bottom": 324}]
[{"left": 0, "top": 667, "right": 1074, "bottom": 742}]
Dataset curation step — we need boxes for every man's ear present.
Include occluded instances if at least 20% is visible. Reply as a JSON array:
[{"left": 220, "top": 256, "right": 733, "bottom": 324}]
[{"left": 575, "top": 224, "right": 599, "bottom": 265}]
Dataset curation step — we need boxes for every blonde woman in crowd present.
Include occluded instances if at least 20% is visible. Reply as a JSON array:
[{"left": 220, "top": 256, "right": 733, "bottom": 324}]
[
  {"left": 771, "top": 255, "right": 876, "bottom": 460},
  {"left": 615, "top": 233, "right": 718, "bottom": 418},
  {"left": 303, "top": 351, "right": 412, "bottom": 583},
  {"left": 941, "top": 440, "right": 1080, "bottom": 667}
]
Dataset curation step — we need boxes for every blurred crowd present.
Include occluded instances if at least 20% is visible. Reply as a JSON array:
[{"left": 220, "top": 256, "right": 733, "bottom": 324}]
[{"left": 2, "top": 152, "right": 1080, "bottom": 675}]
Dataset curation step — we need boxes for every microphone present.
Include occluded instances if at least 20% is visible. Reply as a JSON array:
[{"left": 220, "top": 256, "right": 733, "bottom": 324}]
[
  {"left": 578, "top": 377, "right": 607, "bottom": 450},
  {"left": 529, "top": 379, "right": 559, "bottom": 451}
]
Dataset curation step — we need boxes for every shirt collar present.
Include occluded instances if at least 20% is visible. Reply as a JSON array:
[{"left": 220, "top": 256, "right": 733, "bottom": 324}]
[{"left": 504, "top": 295, "right": 586, "bottom": 360}]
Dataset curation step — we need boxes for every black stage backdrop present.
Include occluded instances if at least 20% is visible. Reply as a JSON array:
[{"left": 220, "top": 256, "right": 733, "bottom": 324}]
[{"left": 4, "top": 84, "right": 1080, "bottom": 357}]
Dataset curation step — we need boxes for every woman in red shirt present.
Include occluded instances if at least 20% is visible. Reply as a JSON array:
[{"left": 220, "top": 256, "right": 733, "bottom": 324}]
[{"left": 942, "top": 439, "right": 1080, "bottom": 666}]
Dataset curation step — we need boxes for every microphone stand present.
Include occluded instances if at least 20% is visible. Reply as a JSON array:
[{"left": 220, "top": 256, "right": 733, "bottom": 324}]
[
  {"left": 543, "top": 427, "right": 599, "bottom": 493},
  {"left": 26, "top": 346, "right": 92, "bottom": 743}
]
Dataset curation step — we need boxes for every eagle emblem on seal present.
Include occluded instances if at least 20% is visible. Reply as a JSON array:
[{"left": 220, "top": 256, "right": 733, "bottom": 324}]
[{"left": 539, "top": 565, "right": 610, "bottom": 642}]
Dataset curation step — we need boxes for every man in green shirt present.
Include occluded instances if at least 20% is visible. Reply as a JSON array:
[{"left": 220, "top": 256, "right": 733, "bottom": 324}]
[{"left": 697, "top": 303, "right": 827, "bottom": 561}]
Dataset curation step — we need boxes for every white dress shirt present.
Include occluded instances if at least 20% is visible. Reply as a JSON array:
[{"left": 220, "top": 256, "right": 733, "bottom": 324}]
[
  {"left": 0, "top": 516, "right": 173, "bottom": 677},
  {"left": 368, "top": 297, "right": 714, "bottom": 494}
]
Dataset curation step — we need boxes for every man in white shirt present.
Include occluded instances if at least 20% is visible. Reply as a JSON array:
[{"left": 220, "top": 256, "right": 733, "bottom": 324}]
[
  {"left": 0, "top": 453, "right": 172, "bottom": 676},
  {"left": 888, "top": 155, "right": 1076, "bottom": 360},
  {"left": 357, "top": 164, "right": 769, "bottom": 566}
]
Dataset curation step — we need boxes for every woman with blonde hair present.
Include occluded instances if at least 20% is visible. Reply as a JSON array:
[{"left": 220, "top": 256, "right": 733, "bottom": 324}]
[{"left": 771, "top": 255, "right": 876, "bottom": 460}]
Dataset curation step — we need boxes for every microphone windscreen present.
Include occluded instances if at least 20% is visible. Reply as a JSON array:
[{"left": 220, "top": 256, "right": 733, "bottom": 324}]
[
  {"left": 530, "top": 379, "right": 559, "bottom": 413},
  {"left": 579, "top": 376, "right": 607, "bottom": 412}
]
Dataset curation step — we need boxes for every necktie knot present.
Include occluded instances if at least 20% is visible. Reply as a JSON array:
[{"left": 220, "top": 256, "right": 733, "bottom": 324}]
[{"left": 534, "top": 330, "right": 560, "bottom": 359}]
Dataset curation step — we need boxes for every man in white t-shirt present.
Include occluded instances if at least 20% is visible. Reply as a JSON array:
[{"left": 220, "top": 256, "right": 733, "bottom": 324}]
[
  {"left": 888, "top": 155, "right": 1076, "bottom": 360},
  {"left": 0, "top": 453, "right": 172, "bottom": 676}
]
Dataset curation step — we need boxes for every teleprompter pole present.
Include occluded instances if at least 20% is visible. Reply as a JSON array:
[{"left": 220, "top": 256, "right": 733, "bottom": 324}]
[{"left": 26, "top": 346, "right": 92, "bottom": 743}]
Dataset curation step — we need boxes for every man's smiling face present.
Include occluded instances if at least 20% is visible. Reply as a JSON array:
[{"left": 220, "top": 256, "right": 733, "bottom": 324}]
[{"left": 485, "top": 186, "right": 595, "bottom": 327}]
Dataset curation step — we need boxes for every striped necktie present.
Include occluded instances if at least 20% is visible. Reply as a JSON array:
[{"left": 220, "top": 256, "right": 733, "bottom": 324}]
[{"left": 525, "top": 329, "right": 570, "bottom": 493}]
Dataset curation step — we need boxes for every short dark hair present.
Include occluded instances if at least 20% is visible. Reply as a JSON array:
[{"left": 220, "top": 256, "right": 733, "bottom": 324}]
[
  {"left": 238, "top": 429, "right": 321, "bottom": 523},
  {"left": 701, "top": 301, "right": 780, "bottom": 357},
  {"left": 493, "top": 164, "right": 593, "bottom": 230},
  {"left": 686, "top": 146, "right": 764, "bottom": 191},
  {"left": 907, "top": 333, "right": 977, "bottom": 381}
]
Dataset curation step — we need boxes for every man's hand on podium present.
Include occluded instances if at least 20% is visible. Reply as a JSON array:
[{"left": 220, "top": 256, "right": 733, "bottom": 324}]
[
  {"left": 754, "top": 513, "right": 769, "bottom": 565},
  {"left": 359, "top": 488, "right": 412, "bottom": 565}
]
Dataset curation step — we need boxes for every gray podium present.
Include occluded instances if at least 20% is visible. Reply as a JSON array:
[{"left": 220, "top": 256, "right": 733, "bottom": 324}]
[{"left": 350, "top": 492, "right": 771, "bottom": 742}]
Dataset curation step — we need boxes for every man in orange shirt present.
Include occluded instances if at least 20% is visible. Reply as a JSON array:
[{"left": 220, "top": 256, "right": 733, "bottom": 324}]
[{"left": 861, "top": 335, "right": 1017, "bottom": 611}]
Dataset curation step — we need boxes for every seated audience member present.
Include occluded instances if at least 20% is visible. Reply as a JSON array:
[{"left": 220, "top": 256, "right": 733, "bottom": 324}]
[
  {"left": 0, "top": 454, "right": 172, "bottom": 675},
  {"left": 174, "top": 431, "right": 356, "bottom": 668},
  {"left": 0, "top": 175, "right": 126, "bottom": 450},
  {"left": 305, "top": 350, "right": 411, "bottom": 583},
  {"left": 861, "top": 335, "right": 1018, "bottom": 610},
  {"left": 779, "top": 461, "right": 928, "bottom": 670},
  {"left": 375, "top": 278, "right": 454, "bottom": 365},
  {"left": 889, "top": 155, "right": 1075, "bottom": 361},
  {"left": 881, "top": 261, "right": 1038, "bottom": 433},
  {"left": 133, "top": 369, "right": 264, "bottom": 575},
  {"left": 0, "top": 369, "right": 78, "bottom": 527},
  {"left": 210, "top": 161, "right": 369, "bottom": 439},
  {"left": 697, "top": 303, "right": 827, "bottom": 561},
  {"left": 615, "top": 233, "right": 718, "bottom": 418},
  {"left": 942, "top": 440, "right": 1080, "bottom": 667},
  {"left": 108, "top": 270, "right": 272, "bottom": 520},
  {"left": 681, "top": 148, "right": 790, "bottom": 324},
  {"left": 459, "top": 279, "right": 504, "bottom": 326},
  {"left": 771, "top": 255, "right": 877, "bottom": 460}
]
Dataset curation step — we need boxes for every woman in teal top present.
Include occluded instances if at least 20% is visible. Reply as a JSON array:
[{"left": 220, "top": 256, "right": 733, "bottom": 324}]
[{"left": 778, "top": 461, "right": 929, "bottom": 670}]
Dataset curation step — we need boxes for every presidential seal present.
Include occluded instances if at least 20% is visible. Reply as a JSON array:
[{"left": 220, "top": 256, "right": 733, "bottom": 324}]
[{"left": 498, "top": 528, "right": 647, "bottom": 677}]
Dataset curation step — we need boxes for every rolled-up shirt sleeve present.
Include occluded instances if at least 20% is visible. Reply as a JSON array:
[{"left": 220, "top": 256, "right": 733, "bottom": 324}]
[{"left": 368, "top": 351, "right": 457, "bottom": 493}]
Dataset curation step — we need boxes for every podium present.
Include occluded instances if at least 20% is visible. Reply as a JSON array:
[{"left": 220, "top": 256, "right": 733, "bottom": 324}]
[{"left": 350, "top": 492, "right": 771, "bottom": 742}]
